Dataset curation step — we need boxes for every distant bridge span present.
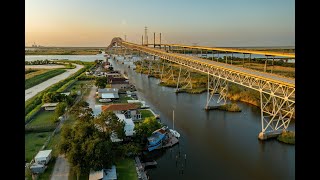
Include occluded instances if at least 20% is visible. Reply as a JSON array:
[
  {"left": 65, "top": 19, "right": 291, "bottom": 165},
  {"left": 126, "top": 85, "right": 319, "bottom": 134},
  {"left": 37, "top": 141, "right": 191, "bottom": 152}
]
[{"left": 106, "top": 37, "right": 295, "bottom": 140}]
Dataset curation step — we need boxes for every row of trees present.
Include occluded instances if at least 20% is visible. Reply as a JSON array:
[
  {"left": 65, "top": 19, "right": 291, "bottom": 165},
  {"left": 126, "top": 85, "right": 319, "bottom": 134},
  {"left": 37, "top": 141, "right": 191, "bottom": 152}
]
[
  {"left": 59, "top": 100, "right": 163, "bottom": 178},
  {"left": 59, "top": 101, "right": 125, "bottom": 178},
  {"left": 25, "top": 59, "right": 56, "bottom": 65}
]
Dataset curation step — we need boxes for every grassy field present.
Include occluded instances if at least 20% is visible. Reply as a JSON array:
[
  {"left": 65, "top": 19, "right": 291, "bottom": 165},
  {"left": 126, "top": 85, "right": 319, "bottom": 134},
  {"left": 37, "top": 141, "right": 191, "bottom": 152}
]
[
  {"left": 25, "top": 69, "right": 66, "bottom": 89},
  {"left": 26, "top": 48, "right": 101, "bottom": 55},
  {"left": 116, "top": 158, "right": 138, "bottom": 180},
  {"left": 26, "top": 110, "right": 55, "bottom": 127},
  {"left": 140, "top": 109, "right": 155, "bottom": 120},
  {"left": 25, "top": 69, "right": 50, "bottom": 79},
  {"left": 25, "top": 132, "right": 52, "bottom": 162}
]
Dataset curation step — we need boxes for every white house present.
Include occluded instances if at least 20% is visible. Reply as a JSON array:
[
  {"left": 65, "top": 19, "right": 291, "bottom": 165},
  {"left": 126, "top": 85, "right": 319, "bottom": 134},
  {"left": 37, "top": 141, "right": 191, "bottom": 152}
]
[
  {"left": 97, "top": 88, "right": 119, "bottom": 100},
  {"left": 115, "top": 113, "right": 135, "bottom": 136},
  {"left": 34, "top": 150, "right": 52, "bottom": 165}
]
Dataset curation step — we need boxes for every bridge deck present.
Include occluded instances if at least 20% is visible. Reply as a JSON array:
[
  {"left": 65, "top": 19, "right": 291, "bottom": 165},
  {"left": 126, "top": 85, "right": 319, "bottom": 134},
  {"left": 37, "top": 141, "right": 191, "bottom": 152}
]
[{"left": 162, "top": 44, "right": 295, "bottom": 58}]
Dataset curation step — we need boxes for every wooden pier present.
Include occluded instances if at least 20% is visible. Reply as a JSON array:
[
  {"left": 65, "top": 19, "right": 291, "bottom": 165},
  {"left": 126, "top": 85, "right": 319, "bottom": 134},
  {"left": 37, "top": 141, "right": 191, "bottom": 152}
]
[
  {"left": 135, "top": 157, "right": 148, "bottom": 180},
  {"left": 141, "top": 160, "right": 157, "bottom": 168}
]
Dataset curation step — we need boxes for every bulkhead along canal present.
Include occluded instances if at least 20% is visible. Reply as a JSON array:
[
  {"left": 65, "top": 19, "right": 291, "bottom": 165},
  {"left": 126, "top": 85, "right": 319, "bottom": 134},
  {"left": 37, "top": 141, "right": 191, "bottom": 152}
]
[{"left": 110, "top": 56, "right": 295, "bottom": 180}]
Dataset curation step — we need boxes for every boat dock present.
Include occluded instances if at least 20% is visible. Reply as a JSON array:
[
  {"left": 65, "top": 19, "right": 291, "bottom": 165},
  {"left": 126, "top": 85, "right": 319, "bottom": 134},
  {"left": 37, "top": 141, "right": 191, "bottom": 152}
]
[
  {"left": 141, "top": 160, "right": 157, "bottom": 168},
  {"left": 162, "top": 131, "right": 179, "bottom": 148},
  {"left": 135, "top": 157, "right": 148, "bottom": 180}
]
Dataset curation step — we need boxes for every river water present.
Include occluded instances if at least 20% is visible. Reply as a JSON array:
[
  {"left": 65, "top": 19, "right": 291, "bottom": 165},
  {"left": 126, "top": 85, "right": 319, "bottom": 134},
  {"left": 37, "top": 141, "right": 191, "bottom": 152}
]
[
  {"left": 24, "top": 54, "right": 295, "bottom": 179},
  {"left": 110, "top": 56, "right": 295, "bottom": 180}
]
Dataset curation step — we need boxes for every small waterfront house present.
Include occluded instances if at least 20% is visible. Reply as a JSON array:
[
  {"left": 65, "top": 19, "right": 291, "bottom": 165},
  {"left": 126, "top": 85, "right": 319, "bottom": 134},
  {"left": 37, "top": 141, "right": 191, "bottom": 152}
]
[
  {"left": 101, "top": 103, "right": 141, "bottom": 121},
  {"left": 97, "top": 88, "right": 119, "bottom": 100},
  {"left": 41, "top": 103, "right": 59, "bottom": 111},
  {"left": 34, "top": 150, "right": 52, "bottom": 165},
  {"left": 89, "top": 165, "right": 117, "bottom": 180}
]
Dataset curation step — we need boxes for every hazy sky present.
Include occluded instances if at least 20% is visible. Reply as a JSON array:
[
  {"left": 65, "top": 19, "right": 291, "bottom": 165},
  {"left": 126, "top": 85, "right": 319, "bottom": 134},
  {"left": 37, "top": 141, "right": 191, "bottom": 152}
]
[{"left": 25, "top": 0, "right": 295, "bottom": 47}]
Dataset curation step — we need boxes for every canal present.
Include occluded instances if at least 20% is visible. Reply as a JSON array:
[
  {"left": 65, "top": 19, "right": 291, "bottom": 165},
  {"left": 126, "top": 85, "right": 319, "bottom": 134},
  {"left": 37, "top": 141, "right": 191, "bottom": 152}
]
[{"left": 110, "top": 56, "right": 295, "bottom": 180}]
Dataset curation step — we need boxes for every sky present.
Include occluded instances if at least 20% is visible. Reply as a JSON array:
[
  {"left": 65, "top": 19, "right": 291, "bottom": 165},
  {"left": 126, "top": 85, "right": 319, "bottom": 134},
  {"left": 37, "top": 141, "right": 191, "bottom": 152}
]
[{"left": 25, "top": 0, "right": 295, "bottom": 47}]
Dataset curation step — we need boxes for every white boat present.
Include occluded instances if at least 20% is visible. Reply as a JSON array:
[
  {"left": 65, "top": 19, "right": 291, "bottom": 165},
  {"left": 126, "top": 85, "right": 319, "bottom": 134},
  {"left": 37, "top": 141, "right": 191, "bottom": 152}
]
[
  {"left": 99, "top": 98, "right": 112, "bottom": 103},
  {"left": 169, "top": 129, "right": 180, "bottom": 138},
  {"left": 170, "top": 110, "right": 180, "bottom": 138}
]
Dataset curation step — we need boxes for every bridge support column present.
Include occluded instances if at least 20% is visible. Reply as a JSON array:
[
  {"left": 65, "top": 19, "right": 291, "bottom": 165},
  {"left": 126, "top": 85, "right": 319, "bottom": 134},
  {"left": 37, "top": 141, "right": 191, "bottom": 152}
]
[
  {"left": 258, "top": 90, "right": 295, "bottom": 140},
  {"left": 175, "top": 66, "right": 192, "bottom": 93},
  {"left": 205, "top": 73, "right": 228, "bottom": 110}
]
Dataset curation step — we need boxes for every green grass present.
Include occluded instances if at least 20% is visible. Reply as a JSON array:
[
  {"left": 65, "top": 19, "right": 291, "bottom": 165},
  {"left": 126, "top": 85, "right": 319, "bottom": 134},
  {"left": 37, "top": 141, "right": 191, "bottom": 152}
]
[
  {"left": 37, "top": 157, "right": 56, "bottom": 180},
  {"left": 37, "top": 131, "right": 62, "bottom": 179},
  {"left": 27, "top": 110, "right": 55, "bottom": 126},
  {"left": 25, "top": 132, "right": 52, "bottom": 162},
  {"left": 117, "top": 158, "right": 138, "bottom": 180},
  {"left": 118, "top": 94, "right": 133, "bottom": 103},
  {"left": 25, "top": 69, "right": 66, "bottom": 89},
  {"left": 140, "top": 109, "right": 155, "bottom": 120}
]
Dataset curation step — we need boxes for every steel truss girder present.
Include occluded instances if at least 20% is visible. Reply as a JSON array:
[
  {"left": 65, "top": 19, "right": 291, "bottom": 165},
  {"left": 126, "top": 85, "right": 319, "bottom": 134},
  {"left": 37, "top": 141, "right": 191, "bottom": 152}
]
[
  {"left": 118, "top": 42, "right": 295, "bottom": 133},
  {"left": 260, "top": 91, "right": 295, "bottom": 132},
  {"left": 206, "top": 73, "right": 228, "bottom": 108},
  {"left": 176, "top": 66, "right": 193, "bottom": 91},
  {"left": 121, "top": 42, "right": 295, "bottom": 102},
  {"left": 160, "top": 61, "right": 175, "bottom": 82}
]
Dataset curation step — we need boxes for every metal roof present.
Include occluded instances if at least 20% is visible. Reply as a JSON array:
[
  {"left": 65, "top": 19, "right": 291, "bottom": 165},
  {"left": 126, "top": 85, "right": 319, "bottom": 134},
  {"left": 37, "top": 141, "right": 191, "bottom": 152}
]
[{"left": 35, "top": 150, "right": 52, "bottom": 159}]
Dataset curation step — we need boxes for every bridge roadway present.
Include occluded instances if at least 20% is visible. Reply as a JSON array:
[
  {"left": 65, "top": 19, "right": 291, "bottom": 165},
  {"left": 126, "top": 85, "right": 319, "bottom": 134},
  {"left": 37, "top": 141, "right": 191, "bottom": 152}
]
[
  {"left": 121, "top": 41, "right": 295, "bottom": 87},
  {"left": 158, "top": 44, "right": 295, "bottom": 58}
]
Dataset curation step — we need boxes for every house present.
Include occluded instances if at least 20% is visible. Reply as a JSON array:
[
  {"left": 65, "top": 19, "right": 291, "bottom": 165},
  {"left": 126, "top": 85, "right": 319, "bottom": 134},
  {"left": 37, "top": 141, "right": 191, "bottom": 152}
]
[
  {"left": 105, "top": 73, "right": 122, "bottom": 79},
  {"left": 89, "top": 165, "right": 117, "bottom": 180},
  {"left": 34, "top": 150, "right": 52, "bottom": 165},
  {"left": 101, "top": 103, "right": 141, "bottom": 121},
  {"left": 41, "top": 103, "right": 59, "bottom": 111},
  {"left": 97, "top": 88, "right": 119, "bottom": 100},
  {"left": 30, "top": 163, "right": 46, "bottom": 174}
]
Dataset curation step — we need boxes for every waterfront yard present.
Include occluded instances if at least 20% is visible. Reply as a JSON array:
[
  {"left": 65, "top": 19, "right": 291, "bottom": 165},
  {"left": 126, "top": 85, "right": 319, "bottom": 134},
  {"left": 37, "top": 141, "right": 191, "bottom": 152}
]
[
  {"left": 117, "top": 158, "right": 138, "bottom": 180},
  {"left": 140, "top": 109, "right": 155, "bottom": 120},
  {"left": 26, "top": 110, "right": 55, "bottom": 127},
  {"left": 25, "top": 132, "right": 52, "bottom": 162}
]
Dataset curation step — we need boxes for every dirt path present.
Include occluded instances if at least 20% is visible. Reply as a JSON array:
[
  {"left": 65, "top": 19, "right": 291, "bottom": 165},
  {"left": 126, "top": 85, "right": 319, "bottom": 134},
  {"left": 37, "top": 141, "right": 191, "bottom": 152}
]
[
  {"left": 25, "top": 64, "right": 84, "bottom": 101},
  {"left": 50, "top": 155, "right": 70, "bottom": 180}
]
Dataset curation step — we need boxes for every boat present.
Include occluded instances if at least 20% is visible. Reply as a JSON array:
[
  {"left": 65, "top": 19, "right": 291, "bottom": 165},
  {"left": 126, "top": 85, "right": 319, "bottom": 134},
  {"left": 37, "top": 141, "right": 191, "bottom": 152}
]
[
  {"left": 169, "top": 110, "right": 180, "bottom": 138},
  {"left": 99, "top": 98, "right": 112, "bottom": 103},
  {"left": 147, "top": 127, "right": 168, "bottom": 151}
]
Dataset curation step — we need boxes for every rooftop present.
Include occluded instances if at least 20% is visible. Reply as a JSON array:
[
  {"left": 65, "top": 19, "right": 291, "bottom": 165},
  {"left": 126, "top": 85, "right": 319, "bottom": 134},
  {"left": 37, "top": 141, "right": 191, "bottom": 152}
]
[
  {"left": 41, "top": 103, "right": 59, "bottom": 107},
  {"left": 98, "top": 88, "right": 119, "bottom": 93},
  {"left": 35, "top": 150, "right": 52, "bottom": 159},
  {"left": 102, "top": 103, "right": 139, "bottom": 111}
]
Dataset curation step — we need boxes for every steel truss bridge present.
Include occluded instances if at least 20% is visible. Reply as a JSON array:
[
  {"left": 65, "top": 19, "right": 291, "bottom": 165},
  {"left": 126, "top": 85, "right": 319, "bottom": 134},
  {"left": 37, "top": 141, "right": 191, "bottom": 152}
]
[{"left": 106, "top": 37, "right": 295, "bottom": 140}]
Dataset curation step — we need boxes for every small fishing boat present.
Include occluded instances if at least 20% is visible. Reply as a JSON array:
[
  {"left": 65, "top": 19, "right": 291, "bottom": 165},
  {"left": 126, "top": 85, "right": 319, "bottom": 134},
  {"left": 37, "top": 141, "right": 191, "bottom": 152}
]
[{"left": 99, "top": 98, "right": 112, "bottom": 103}]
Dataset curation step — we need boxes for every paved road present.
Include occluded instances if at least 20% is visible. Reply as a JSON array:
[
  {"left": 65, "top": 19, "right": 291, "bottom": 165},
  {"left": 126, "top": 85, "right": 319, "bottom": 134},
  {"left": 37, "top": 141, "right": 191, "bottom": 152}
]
[
  {"left": 25, "top": 64, "right": 84, "bottom": 101},
  {"left": 50, "top": 155, "right": 70, "bottom": 180}
]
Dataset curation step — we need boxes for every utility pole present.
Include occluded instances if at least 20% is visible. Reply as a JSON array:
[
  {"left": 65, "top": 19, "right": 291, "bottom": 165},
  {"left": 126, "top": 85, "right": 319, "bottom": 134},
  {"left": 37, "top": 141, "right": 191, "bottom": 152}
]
[
  {"left": 160, "top": 33, "right": 162, "bottom": 49},
  {"left": 154, "top": 32, "right": 155, "bottom": 48},
  {"left": 144, "top": 26, "right": 148, "bottom": 45}
]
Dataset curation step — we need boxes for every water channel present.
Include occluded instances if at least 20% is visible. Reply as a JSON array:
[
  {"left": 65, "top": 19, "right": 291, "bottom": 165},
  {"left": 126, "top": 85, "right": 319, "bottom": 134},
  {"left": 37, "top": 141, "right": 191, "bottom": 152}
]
[
  {"left": 25, "top": 54, "right": 295, "bottom": 180},
  {"left": 110, "top": 56, "right": 295, "bottom": 180}
]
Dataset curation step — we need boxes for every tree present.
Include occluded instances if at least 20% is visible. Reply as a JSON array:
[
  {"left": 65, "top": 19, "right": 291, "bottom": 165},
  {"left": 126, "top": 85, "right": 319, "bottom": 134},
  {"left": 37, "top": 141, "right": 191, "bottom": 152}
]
[
  {"left": 55, "top": 102, "right": 67, "bottom": 117},
  {"left": 134, "top": 117, "right": 162, "bottom": 143},
  {"left": 94, "top": 111, "right": 125, "bottom": 139},
  {"left": 95, "top": 77, "right": 108, "bottom": 88},
  {"left": 69, "top": 100, "right": 93, "bottom": 122},
  {"left": 60, "top": 118, "right": 115, "bottom": 178}
]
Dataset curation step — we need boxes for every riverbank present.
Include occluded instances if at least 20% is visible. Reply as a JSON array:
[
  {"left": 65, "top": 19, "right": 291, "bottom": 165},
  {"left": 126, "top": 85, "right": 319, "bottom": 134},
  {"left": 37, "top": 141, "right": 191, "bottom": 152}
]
[
  {"left": 134, "top": 61, "right": 260, "bottom": 107},
  {"left": 277, "top": 131, "right": 295, "bottom": 145}
]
